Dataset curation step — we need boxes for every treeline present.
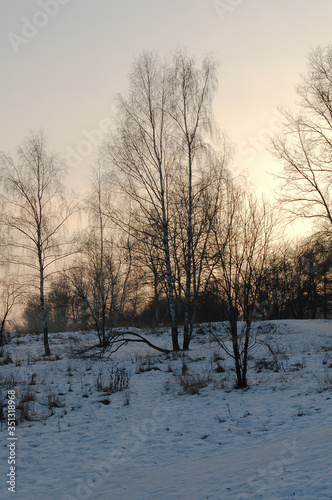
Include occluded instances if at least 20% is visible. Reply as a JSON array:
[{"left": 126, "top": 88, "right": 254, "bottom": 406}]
[
  {"left": 259, "top": 235, "right": 332, "bottom": 320},
  {"left": 22, "top": 231, "right": 332, "bottom": 335}
]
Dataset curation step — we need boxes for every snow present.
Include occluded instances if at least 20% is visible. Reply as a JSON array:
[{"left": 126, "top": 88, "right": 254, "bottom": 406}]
[{"left": 1, "top": 320, "right": 331, "bottom": 499}]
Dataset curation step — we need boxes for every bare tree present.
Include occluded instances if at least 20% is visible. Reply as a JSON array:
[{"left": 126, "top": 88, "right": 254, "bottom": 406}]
[
  {"left": 271, "top": 45, "right": 332, "bottom": 232},
  {"left": 173, "top": 147, "right": 228, "bottom": 349},
  {"left": 129, "top": 220, "right": 167, "bottom": 324},
  {"left": 0, "top": 132, "right": 75, "bottom": 355},
  {"left": 211, "top": 181, "right": 275, "bottom": 388},
  {"left": 102, "top": 51, "right": 181, "bottom": 350},
  {"left": 45, "top": 274, "right": 73, "bottom": 333},
  {"left": 169, "top": 51, "right": 228, "bottom": 350},
  {"left": 0, "top": 278, "right": 23, "bottom": 345},
  {"left": 84, "top": 164, "right": 113, "bottom": 346},
  {"left": 102, "top": 50, "right": 225, "bottom": 351},
  {"left": 67, "top": 224, "right": 133, "bottom": 345},
  {"left": 260, "top": 235, "right": 332, "bottom": 320}
]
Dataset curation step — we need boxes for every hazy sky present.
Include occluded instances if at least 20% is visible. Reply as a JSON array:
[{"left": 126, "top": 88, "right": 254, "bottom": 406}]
[{"left": 1, "top": 0, "right": 332, "bottom": 202}]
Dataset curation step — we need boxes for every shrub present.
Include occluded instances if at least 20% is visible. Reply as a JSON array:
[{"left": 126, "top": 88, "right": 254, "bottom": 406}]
[
  {"left": 20, "top": 387, "right": 36, "bottom": 403},
  {"left": 215, "top": 363, "right": 225, "bottom": 373},
  {"left": 96, "top": 367, "right": 130, "bottom": 394},
  {"left": 48, "top": 393, "right": 65, "bottom": 409},
  {"left": 0, "top": 352, "right": 13, "bottom": 365},
  {"left": 135, "top": 355, "right": 161, "bottom": 374},
  {"left": 0, "top": 375, "right": 18, "bottom": 390},
  {"left": 176, "top": 372, "right": 211, "bottom": 395},
  {"left": 317, "top": 371, "right": 332, "bottom": 392},
  {"left": 255, "top": 358, "right": 279, "bottom": 373},
  {"left": 17, "top": 401, "right": 35, "bottom": 422}
]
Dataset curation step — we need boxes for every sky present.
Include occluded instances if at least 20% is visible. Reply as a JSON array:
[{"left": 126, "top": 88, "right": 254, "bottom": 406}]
[{"left": 1, "top": 0, "right": 332, "bottom": 214}]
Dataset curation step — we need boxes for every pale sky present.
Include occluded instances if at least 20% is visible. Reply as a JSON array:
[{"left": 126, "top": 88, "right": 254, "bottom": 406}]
[{"left": 1, "top": 0, "right": 332, "bottom": 206}]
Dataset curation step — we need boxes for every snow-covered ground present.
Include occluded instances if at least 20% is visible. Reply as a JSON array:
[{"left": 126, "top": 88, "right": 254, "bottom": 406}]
[{"left": 1, "top": 320, "right": 331, "bottom": 500}]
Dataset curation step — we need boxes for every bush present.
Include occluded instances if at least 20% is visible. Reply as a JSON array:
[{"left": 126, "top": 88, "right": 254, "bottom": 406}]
[
  {"left": 176, "top": 372, "right": 211, "bottom": 395},
  {"left": 96, "top": 367, "right": 130, "bottom": 394},
  {"left": 48, "top": 393, "right": 65, "bottom": 410},
  {"left": 20, "top": 387, "right": 36, "bottom": 403},
  {"left": 0, "top": 352, "right": 13, "bottom": 365},
  {"left": 17, "top": 401, "right": 35, "bottom": 422},
  {"left": 215, "top": 363, "right": 225, "bottom": 373},
  {"left": 317, "top": 371, "right": 332, "bottom": 392}
]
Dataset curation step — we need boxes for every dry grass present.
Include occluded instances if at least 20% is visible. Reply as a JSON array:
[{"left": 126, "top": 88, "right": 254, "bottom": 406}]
[{"left": 176, "top": 371, "right": 212, "bottom": 395}]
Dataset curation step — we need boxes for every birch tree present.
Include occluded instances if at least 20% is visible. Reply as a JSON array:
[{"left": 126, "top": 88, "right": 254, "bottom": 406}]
[
  {"left": 102, "top": 52, "right": 181, "bottom": 350},
  {"left": 102, "top": 50, "right": 224, "bottom": 350},
  {"left": 0, "top": 133, "right": 75, "bottom": 355},
  {"left": 170, "top": 51, "right": 225, "bottom": 350}
]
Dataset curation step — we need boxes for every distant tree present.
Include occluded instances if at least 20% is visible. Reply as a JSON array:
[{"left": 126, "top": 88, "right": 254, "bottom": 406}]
[
  {"left": 67, "top": 229, "right": 132, "bottom": 345},
  {"left": 22, "top": 295, "right": 43, "bottom": 334},
  {"left": 46, "top": 275, "right": 73, "bottom": 332},
  {"left": 133, "top": 224, "right": 167, "bottom": 325},
  {"left": 313, "top": 236, "right": 332, "bottom": 319},
  {"left": 259, "top": 235, "right": 332, "bottom": 320},
  {"left": 0, "top": 278, "right": 23, "bottom": 344},
  {"left": 0, "top": 228, "right": 23, "bottom": 343},
  {"left": 84, "top": 164, "right": 113, "bottom": 346},
  {"left": 271, "top": 45, "right": 332, "bottom": 233},
  {"left": 289, "top": 236, "right": 332, "bottom": 319},
  {"left": 0, "top": 133, "right": 75, "bottom": 355},
  {"left": 258, "top": 244, "right": 297, "bottom": 320}
]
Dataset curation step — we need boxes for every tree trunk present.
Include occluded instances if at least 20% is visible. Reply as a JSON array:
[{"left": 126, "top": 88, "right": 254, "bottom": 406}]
[
  {"left": 99, "top": 203, "right": 106, "bottom": 347},
  {"left": 241, "top": 324, "right": 250, "bottom": 389},
  {"left": 38, "top": 235, "right": 50, "bottom": 356},
  {"left": 183, "top": 154, "right": 192, "bottom": 351},
  {"left": 323, "top": 274, "right": 328, "bottom": 320},
  {"left": 40, "top": 283, "right": 51, "bottom": 356},
  {"left": 154, "top": 277, "right": 160, "bottom": 324},
  {"left": 160, "top": 171, "right": 179, "bottom": 351}
]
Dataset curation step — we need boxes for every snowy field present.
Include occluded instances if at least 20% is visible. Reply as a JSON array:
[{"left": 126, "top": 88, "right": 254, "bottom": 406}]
[{"left": 1, "top": 320, "right": 331, "bottom": 500}]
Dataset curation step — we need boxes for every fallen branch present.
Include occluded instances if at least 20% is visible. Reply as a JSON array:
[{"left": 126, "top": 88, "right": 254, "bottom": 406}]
[{"left": 108, "top": 330, "right": 171, "bottom": 354}]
